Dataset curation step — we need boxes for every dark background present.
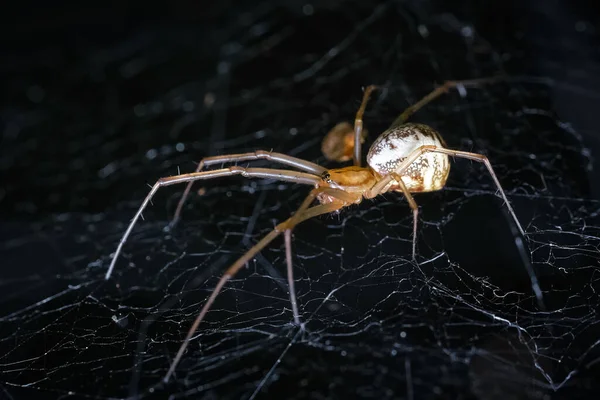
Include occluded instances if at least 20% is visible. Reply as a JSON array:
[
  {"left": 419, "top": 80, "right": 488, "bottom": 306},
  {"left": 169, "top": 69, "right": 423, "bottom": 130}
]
[{"left": 1, "top": 1, "right": 600, "bottom": 399}]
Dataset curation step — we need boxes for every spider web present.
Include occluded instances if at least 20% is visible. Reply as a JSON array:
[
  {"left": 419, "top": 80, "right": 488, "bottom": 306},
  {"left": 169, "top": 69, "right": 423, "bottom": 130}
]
[{"left": 2, "top": 1, "right": 600, "bottom": 399}]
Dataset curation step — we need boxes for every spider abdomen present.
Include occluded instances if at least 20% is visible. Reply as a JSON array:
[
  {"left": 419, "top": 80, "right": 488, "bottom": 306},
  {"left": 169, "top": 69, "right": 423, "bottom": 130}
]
[{"left": 366, "top": 123, "right": 450, "bottom": 192}]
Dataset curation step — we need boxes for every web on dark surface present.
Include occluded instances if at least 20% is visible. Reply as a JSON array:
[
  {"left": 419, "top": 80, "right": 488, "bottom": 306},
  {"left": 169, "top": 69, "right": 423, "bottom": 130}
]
[{"left": 1, "top": 1, "right": 600, "bottom": 399}]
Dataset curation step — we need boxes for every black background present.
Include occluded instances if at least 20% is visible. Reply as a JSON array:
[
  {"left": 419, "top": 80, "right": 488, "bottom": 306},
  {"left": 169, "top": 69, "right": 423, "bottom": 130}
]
[{"left": 2, "top": 1, "right": 600, "bottom": 399}]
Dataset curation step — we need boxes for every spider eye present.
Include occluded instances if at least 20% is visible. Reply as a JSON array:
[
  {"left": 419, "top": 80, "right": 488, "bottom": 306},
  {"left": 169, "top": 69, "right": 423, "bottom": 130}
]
[{"left": 321, "top": 172, "right": 332, "bottom": 182}]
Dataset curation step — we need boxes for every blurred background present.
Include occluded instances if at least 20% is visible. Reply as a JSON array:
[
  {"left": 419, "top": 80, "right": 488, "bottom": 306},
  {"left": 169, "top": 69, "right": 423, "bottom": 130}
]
[{"left": 1, "top": 1, "right": 600, "bottom": 399}]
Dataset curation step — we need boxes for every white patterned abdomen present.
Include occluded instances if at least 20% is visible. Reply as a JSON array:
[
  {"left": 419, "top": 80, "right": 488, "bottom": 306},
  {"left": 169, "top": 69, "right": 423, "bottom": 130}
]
[{"left": 366, "top": 123, "right": 450, "bottom": 192}]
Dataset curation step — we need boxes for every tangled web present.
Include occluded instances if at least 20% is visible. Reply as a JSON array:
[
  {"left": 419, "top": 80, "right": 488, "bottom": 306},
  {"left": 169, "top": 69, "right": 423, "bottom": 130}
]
[{"left": 2, "top": 1, "right": 600, "bottom": 399}]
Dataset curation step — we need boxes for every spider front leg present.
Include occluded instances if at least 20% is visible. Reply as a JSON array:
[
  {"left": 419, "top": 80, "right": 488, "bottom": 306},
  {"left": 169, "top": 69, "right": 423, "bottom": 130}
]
[
  {"left": 171, "top": 151, "right": 327, "bottom": 225},
  {"left": 105, "top": 167, "right": 322, "bottom": 280},
  {"left": 163, "top": 187, "right": 352, "bottom": 382}
]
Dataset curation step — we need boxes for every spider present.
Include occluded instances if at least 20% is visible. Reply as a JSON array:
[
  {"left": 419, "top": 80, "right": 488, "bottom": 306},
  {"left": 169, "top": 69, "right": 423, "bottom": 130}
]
[{"left": 105, "top": 78, "right": 525, "bottom": 382}]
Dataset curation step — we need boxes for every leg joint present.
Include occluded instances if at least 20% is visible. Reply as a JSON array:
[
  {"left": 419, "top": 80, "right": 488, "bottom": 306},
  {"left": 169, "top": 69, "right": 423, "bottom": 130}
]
[
  {"left": 228, "top": 165, "right": 245, "bottom": 174},
  {"left": 275, "top": 222, "right": 292, "bottom": 232},
  {"left": 254, "top": 150, "right": 272, "bottom": 158}
]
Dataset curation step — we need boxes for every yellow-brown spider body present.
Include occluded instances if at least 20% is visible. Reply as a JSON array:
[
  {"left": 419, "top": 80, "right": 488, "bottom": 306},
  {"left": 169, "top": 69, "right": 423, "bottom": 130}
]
[
  {"left": 322, "top": 166, "right": 377, "bottom": 192},
  {"left": 315, "top": 166, "right": 376, "bottom": 205}
]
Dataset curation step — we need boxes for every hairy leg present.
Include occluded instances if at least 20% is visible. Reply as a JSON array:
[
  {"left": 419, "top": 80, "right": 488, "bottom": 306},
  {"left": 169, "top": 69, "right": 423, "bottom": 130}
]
[
  {"left": 163, "top": 194, "right": 348, "bottom": 382},
  {"left": 106, "top": 166, "right": 322, "bottom": 279},
  {"left": 172, "top": 151, "right": 327, "bottom": 225}
]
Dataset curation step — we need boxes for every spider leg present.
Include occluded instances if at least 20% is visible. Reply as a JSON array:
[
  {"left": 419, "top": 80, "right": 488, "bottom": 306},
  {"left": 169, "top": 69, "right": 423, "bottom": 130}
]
[
  {"left": 283, "top": 186, "right": 360, "bottom": 325},
  {"left": 366, "top": 144, "right": 524, "bottom": 256},
  {"left": 371, "top": 145, "right": 523, "bottom": 236},
  {"left": 390, "top": 173, "right": 419, "bottom": 260},
  {"left": 172, "top": 151, "right": 327, "bottom": 225},
  {"left": 164, "top": 193, "right": 346, "bottom": 382},
  {"left": 353, "top": 85, "right": 378, "bottom": 167},
  {"left": 105, "top": 167, "right": 322, "bottom": 280},
  {"left": 390, "top": 77, "right": 502, "bottom": 128},
  {"left": 419, "top": 147, "right": 525, "bottom": 236},
  {"left": 284, "top": 229, "right": 299, "bottom": 323}
]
